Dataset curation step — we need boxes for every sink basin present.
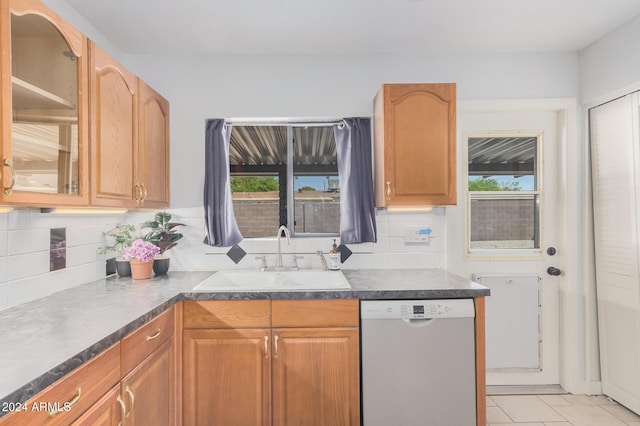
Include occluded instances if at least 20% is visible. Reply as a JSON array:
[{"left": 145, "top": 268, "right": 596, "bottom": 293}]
[{"left": 193, "top": 270, "right": 351, "bottom": 292}]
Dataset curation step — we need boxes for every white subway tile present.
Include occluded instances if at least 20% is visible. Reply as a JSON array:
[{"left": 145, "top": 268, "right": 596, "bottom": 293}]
[
  {"left": 7, "top": 278, "right": 32, "bottom": 307},
  {"left": 6, "top": 210, "right": 30, "bottom": 230},
  {"left": 370, "top": 253, "right": 390, "bottom": 269},
  {"left": 8, "top": 252, "right": 49, "bottom": 281},
  {"left": 0, "top": 214, "right": 7, "bottom": 230},
  {"left": 0, "top": 257, "right": 7, "bottom": 282},
  {"left": 0, "top": 283, "right": 7, "bottom": 310},
  {"left": 0, "top": 230, "right": 7, "bottom": 257},
  {"left": 31, "top": 228, "right": 51, "bottom": 252},
  {"left": 388, "top": 253, "right": 421, "bottom": 269},
  {"left": 67, "top": 246, "right": 83, "bottom": 267},
  {"left": 7, "top": 230, "right": 31, "bottom": 255}
]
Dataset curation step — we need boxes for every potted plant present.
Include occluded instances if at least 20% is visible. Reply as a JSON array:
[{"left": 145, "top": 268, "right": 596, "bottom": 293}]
[
  {"left": 141, "top": 212, "right": 185, "bottom": 275},
  {"left": 123, "top": 239, "right": 161, "bottom": 280},
  {"left": 97, "top": 223, "right": 137, "bottom": 277}
]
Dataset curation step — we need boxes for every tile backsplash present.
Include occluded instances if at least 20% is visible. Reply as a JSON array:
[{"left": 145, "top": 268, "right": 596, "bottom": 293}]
[{"left": 0, "top": 206, "right": 447, "bottom": 311}]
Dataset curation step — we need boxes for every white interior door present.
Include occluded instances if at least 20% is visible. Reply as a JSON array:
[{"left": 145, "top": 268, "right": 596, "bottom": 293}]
[
  {"left": 590, "top": 92, "right": 640, "bottom": 414},
  {"left": 448, "top": 104, "right": 567, "bottom": 386}
]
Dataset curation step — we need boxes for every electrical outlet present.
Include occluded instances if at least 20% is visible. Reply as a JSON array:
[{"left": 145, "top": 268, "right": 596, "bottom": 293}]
[{"left": 404, "top": 226, "right": 432, "bottom": 244}]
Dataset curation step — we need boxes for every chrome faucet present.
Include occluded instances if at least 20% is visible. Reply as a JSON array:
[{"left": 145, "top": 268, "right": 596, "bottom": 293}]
[
  {"left": 315, "top": 250, "right": 329, "bottom": 271},
  {"left": 276, "top": 225, "right": 291, "bottom": 269}
]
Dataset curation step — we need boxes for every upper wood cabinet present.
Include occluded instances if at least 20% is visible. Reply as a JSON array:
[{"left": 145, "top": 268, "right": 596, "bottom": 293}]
[
  {"left": 137, "top": 80, "right": 170, "bottom": 208},
  {"left": 89, "top": 42, "right": 138, "bottom": 208},
  {"left": 89, "top": 42, "right": 169, "bottom": 209},
  {"left": 0, "top": 0, "right": 89, "bottom": 205},
  {"left": 373, "top": 83, "right": 457, "bottom": 206}
]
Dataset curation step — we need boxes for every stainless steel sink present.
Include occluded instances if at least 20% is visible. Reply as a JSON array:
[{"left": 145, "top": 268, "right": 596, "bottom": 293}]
[{"left": 193, "top": 270, "right": 351, "bottom": 291}]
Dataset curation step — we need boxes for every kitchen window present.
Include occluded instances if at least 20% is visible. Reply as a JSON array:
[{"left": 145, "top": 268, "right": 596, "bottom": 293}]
[
  {"left": 229, "top": 123, "right": 340, "bottom": 238},
  {"left": 467, "top": 134, "right": 541, "bottom": 253}
]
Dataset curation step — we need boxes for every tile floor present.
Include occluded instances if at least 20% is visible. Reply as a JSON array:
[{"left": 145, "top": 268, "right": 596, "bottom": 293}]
[{"left": 487, "top": 394, "right": 640, "bottom": 425}]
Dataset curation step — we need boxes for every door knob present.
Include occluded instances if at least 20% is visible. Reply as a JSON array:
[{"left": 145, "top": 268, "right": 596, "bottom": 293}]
[{"left": 547, "top": 267, "right": 561, "bottom": 276}]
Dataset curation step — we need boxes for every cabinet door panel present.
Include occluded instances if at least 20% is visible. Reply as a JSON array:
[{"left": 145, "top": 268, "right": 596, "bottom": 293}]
[
  {"left": 272, "top": 328, "right": 360, "bottom": 426},
  {"left": 1, "top": 0, "right": 89, "bottom": 206},
  {"left": 183, "top": 329, "right": 271, "bottom": 426},
  {"left": 70, "top": 385, "right": 122, "bottom": 426},
  {"left": 89, "top": 42, "right": 138, "bottom": 208},
  {"left": 121, "top": 338, "right": 174, "bottom": 426},
  {"left": 138, "top": 80, "right": 169, "bottom": 208},
  {"left": 374, "top": 83, "right": 456, "bottom": 206}
]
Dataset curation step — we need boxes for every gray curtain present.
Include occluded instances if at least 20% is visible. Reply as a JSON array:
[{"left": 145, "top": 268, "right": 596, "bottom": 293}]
[
  {"left": 334, "top": 117, "right": 377, "bottom": 244},
  {"left": 203, "top": 119, "right": 243, "bottom": 247}
]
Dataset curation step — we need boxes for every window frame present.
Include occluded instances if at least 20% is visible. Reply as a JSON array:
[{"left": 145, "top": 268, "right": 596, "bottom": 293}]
[
  {"left": 229, "top": 119, "right": 341, "bottom": 238},
  {"left": 465, "top": 131, "right": 544, "bottom": 259}
]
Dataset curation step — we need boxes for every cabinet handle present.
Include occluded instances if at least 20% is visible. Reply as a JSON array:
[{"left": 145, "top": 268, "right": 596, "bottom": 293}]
[
  {"left": 116, "top": 395, "right": 127, "bottom": 425},
  {"left": 141, "top": 183, "right": 148, "bottom": 203},
  {"left": 146, "top": 328, "right": 161, "bottom": 341},
  {"left": 134, "top": 183, "right": 141, "bottom": 202},
  {"left": 273, "top": 335, "right": 280, "bottom": 359},
  {"left": 263, "top": 335, "right": 269, "bottom": 359},
  {"left": 125, "top": 386, "right": 135, "bottom": 418},
  {"left": 49, "top": 387, "right": 81, "bottom": 417},
  {"left": 386, "top": 181, "right": 391, "bottom": 201},
  {"left": 2, "top": 159, "right": 16, "bottom": 196}
]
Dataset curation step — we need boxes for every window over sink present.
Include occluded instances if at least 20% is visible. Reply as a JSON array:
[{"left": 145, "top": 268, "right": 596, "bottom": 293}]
[{"left": 229, "top": 122, "right": 340, "bottom": 238}]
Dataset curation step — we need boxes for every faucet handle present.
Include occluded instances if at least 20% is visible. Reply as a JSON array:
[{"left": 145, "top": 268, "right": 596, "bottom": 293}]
[
  {"left": 255, "top": 256, "right": 267, "bottom": 272},
  {"left": 291, "top": 255, "right": 304, "bottom": 271}
]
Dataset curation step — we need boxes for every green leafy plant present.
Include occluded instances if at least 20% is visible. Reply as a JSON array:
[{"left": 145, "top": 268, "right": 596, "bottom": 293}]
[
  {"left": 96, "top": 223, "right": 137, "bottom": 256},
  {"left": 141, "top": 212, "right": 186, "bottom": 256}
]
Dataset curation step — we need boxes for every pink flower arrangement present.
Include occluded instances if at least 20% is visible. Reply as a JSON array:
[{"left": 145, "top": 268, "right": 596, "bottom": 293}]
[{"left": 123, "top": 239, "right": 160, "bottom": 263}]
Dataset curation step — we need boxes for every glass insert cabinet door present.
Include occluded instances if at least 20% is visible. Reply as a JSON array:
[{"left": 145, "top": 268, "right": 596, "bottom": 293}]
[{"left": 1, "top": 1, "right": 88, "bottom": 204}]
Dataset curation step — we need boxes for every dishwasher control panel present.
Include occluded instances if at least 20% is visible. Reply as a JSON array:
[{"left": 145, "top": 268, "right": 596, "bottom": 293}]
[{"left": 360, "top": 299, "right": 475, "bottom": 320}]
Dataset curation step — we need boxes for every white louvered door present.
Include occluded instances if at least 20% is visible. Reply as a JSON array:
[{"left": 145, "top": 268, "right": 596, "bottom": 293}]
[{"left": 590, "top": 92, "right": 640, "bottom": 415}]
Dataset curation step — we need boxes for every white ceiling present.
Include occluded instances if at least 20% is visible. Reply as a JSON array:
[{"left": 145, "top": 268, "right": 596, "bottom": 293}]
[{"left": 61, "top": 0, "right": 640, "bottom": 55}]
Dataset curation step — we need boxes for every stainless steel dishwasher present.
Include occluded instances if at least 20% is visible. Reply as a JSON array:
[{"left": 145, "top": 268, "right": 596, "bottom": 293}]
[{"left": 361, "top": 299, "right": 477, "bottom": 426}]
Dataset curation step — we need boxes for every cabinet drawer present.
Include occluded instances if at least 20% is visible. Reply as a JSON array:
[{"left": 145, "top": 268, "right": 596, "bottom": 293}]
[
  {"left": 121, "top": 307, "right": 174, "bottom": 375},
  {"left": 272, "top": 299, "right": 359, "bottom": 327},
  {"left": 183, "top": 300, "right": 271, "bottom": 329},
  {"left": 0, "top": 343, "right": 120, "bottom": 426}
]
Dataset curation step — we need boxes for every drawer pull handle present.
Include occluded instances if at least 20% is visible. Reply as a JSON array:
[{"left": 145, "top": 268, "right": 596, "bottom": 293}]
[
  {"left": 386, "top": 181, "right": 391, "bottom": 201},
  {"left": 125, "top": 387, "right": 135, "bottom": 418},
  {"left": 49, "top": 387, "right": 81, "bottom": 417},
  {"left": 263, "top": 335, "right": 269, "bottom": 359},
  {"left": 273, "top": 335, "right": 280, "bottom": 359},
  {"left": 116, "top": 395, "right": 127, "bottom": 425},
  {"left": 146, "top": 329, "right": 161, "bottom": 341}
]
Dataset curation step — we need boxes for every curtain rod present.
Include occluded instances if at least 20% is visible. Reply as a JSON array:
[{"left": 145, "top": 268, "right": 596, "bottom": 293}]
[{"left": 225, "top": 118, "right": 345, "bottom": 128}]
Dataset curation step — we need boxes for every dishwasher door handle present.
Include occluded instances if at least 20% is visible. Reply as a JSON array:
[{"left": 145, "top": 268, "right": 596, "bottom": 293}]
[{"left": 402, "top": 318, "right": 435, "bottom": 327}]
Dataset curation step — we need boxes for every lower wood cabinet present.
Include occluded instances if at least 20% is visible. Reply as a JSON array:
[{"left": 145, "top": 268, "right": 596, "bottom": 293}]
[
  {"left": 182, "top": 299, "right": 360, "bottom": 426},
  {"left": 121, "top": 337, "right": 175, "bottom": 425},
  {"left": 271, "top": 328, "right": 359, "bottom": 425},
  {"left": 70, "top": 385, "right": 123, "bottom": 426},
  {"left": 183, "top": 328, "right": 271, "bottom": 425},
  {"left": 73, "top": 328, "right": 176, "bottom": 426}
]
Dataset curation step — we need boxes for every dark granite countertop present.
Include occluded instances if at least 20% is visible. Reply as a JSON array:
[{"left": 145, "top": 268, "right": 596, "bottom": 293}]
[{"left": 0, "top": 269, "right": 488, "bottom": 413}]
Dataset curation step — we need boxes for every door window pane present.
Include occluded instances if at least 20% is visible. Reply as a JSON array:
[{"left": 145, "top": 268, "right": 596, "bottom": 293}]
[{"left": 468, "top": 135, "right": 541, "bottom": 251}]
